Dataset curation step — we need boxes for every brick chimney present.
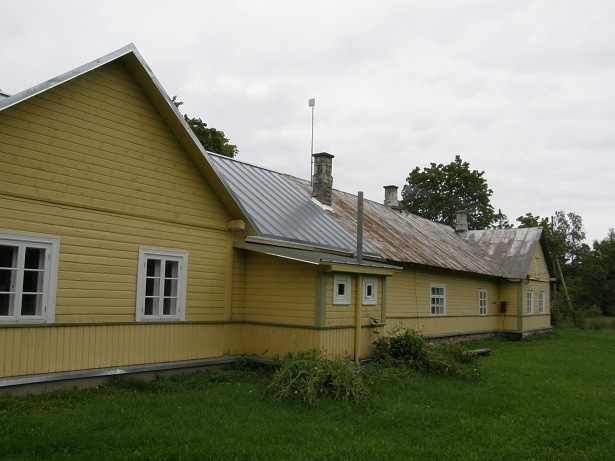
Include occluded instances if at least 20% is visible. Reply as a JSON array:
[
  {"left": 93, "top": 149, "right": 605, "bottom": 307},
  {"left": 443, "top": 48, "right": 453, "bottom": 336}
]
[
  {"left": 312, "top": 152, "right": 334, "bottom": 205},
  {"left": 455, "top": 210, "right": 468, "bottom": 233},
  {"left": 383, "top": 185, "right": 400, "bottom": 209}
]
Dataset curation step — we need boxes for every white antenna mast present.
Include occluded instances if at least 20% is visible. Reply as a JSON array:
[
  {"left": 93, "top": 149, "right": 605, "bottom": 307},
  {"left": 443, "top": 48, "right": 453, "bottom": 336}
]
[{"left": 309, "top": 98, "right": 315, "bottom": 184}]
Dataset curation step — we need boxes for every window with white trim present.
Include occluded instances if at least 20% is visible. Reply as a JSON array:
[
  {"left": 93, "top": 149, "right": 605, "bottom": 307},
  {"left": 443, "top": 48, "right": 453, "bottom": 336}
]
[
  {"left": 479, "top": 289, "right": 488, "bottom": 316},
  {"left": 362, "top": 277, "right": 377, "bottom": 306},
  {"left": 526, "top": 290, "right": 534, "bottom": 314},
  {"left": 538, "top": 291, "right": 546, "bottom": 314},
  {"left": 333, "top": 274, "right": 351, "bottom": 305},
  {"left": 430, "top": 284, "right": 446, "bottom": 315},
  {"left": 0, "top": 233, "right": 59, "bottom": 323},
  {"left": 136, "top": 248, "right": 188, "bottom": 321}
]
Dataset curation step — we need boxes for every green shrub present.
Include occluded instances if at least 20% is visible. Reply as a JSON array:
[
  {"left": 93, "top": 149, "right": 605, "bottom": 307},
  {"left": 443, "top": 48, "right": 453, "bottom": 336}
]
[
  {"left": 266, "top": 350, "right": 369, "bottom": 406},
  {"left": 372, "top": 328, "right": 480, "bottom": 380},
  {"left": 586, "top": 316, "right": 615, "bottom": 331},
  {"left": 584, "top": 306, "right": 603, "bottom": 318}
]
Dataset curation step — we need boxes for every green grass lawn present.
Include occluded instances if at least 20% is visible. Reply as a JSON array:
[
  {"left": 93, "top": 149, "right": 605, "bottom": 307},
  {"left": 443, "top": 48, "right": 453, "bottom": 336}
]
[{"left": 1, "top": 328, "right": 614, "bottom": 460}]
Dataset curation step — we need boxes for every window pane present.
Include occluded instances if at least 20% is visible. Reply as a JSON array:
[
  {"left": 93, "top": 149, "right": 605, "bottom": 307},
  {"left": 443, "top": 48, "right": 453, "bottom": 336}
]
[
  {"left": 22, "top": 270, "right": 44, "bottom": 293},
  {"left": 164, "top": 278, "right": 177, "bottom": 297},
  {"left": 337, "top": 284, "right": 345, "bottom": 296},
  {"left": 24, "top": 247, "right": 45, "bottom": 269},
  {"left": 0, "top": 245, "right": 17, "bottom": 268},
  {"left": 0, "top": 268, "right": 16, "bottom": 293},
  {"left": 0, "top": 293, "right": 13, "bottom": 316},
  {"left": 163, "top": 297, "right": 177, "bottom": 316},
  {"left": 21, "top": 294, "right": 41, "bottom": 316},
  {"left": 146, "top": 259, "right": 160, "bottom": 277},
  {"left": 145, "top": 277, "right": 160, "bottom": 297},
  {"left": 144, "top": 297, "right": 157, "bottom": 316},
  {"left": 165, "top": 260, "right": 178, "bottom": 278}
]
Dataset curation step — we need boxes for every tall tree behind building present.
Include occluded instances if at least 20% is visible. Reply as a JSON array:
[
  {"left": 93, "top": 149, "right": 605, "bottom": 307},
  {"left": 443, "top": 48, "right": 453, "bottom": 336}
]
[
  {"left": 401, "top": 155, "right": 496, "bottom": 229},
  {"left": 172, "top": 96, "right": 238, "bottom": 158}
]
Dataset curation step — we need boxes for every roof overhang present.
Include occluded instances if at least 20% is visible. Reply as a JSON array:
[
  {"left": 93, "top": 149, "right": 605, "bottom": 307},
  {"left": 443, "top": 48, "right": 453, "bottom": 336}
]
[{"left": 235, "top": 241, "right": 401, "bottom": 276}]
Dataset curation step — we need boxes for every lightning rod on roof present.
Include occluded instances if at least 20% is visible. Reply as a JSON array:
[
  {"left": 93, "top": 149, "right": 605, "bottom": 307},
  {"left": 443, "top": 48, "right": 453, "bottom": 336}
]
[{"left": 309, "top": 98, "right": 315, "bottom": 184}]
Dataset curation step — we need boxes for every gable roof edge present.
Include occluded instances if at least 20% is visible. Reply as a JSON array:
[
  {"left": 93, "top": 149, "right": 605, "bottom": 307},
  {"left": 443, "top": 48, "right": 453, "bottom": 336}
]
[{"left": 0, "top": 44, "right": 138, "bottom": 113}]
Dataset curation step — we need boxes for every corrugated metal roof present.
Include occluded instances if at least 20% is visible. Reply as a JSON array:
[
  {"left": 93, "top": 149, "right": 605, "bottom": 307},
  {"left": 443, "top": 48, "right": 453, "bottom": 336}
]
[
  {"left": 286, "top": 176, "right": 511, "bottom": 277},
  {"left": 466, "top": 228, "right": 547, "bottom": 279},
  {"left": 209, "top": 154, "right": 378, "bottom": 255}
]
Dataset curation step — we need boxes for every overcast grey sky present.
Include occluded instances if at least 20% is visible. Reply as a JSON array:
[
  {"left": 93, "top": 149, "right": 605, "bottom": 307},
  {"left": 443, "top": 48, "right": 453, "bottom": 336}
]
[{"left": 2, "top": 0, "right": 614, "bottom": 243}]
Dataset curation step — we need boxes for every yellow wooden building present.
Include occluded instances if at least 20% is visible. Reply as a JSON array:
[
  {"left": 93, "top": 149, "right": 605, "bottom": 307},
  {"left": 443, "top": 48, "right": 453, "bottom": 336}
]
[{"left": 0, "top": 45, "right": 553, "bottom": 391}]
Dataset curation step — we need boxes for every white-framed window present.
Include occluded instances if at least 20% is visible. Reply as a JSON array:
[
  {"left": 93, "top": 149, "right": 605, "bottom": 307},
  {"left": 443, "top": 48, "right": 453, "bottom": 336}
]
[
  {"left": 362, "top": 277, "right": 377, "bottom": 306},
  {"left": 538, "top": 291, "right": 546, "bottom": 314},
  {"left": 136, "top": 248, "right": 188, "bottom": 321},
  {"left": 479, "top": 289, "right": 488, "bottom": 316},
  {"left": 430, "top": 284, "right": 446, "bottom": 316},
  {"left": 0, "top": 232, "right": 59, "bottom": 323},
  {"left": 333, "top": 274, "right": 351, "bottom": 305},
  {"left": 526, "top": 290, "right": 534, "bottom": 314}
]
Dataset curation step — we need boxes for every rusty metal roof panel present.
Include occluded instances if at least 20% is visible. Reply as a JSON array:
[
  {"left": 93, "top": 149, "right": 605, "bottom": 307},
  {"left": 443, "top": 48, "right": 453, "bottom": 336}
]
[
  {"left": 466, "top": 228, "right": 544, "bottom": 279},
  {"left": 285, "top": 176, "right": 511, "bottom": 277},
  {"left": 209, "top": 154, "right": 377, "bottom": 254}
]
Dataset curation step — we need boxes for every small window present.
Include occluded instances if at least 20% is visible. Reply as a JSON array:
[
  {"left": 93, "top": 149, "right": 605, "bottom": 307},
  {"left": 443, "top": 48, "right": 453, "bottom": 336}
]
[
  {"left": 526, "top": 290, "right": 534, "bottom": 314},
  {"left": 333, "top": 274, "right": 351, "bottom": 305},
  {"left": 0, "top": 232, "right": 59, "bottom": 323},
  {"left": 538, "top": 291, "right": 546, "bottom": 314},
  {"left": 430, "top": 284, "right": 446, "bottom": 316},
  {"left": 479, "top": 289, "right": 488, "bottom": 316},
  {"left": 362, "top": 277, "right": 377, "bottom": 306},
  {"left": 136, "top": 248, "right": 188, "bottom": 321}
]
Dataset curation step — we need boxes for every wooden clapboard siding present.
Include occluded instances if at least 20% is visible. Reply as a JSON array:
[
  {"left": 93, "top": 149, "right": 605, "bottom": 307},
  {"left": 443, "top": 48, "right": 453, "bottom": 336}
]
[
  {"left": 528, "top": 246, "right": 550, "bottom": 281},
  {"left": 388, "top": 268, "right": 500, "bottom": 318},
  {"left": 324, "top": 274, "right": 382, "bottom": 327},
  {"left": 231, "top": 249, "right": 247, "bottom": 320},
  {"left": 386, "top": 269, "right": 419, "bottom": 317},
  {"left": 244, "top": 253, "right": 317, "bottom": 325},
  {"left": 230, "top": 324, "right": 321, "bottom": 357},
  {"left": 0, "top": 60, "right": 230, "bottom": 229},
  {"left": 319, "top": 327, "right": 378, "bottom": 359},
  {"left": 0, "top": 57, "right": 236, "bottom": 328},
  {"left": 229, "top": 323, "right": 376, "bottom": 361},
  {"left": 1, "top": 194, "right": 230, "bottom": 323},
  {"left": 522, "top": 313, "right": 551, "bottom": 331},
  {"left": 0, "top": 324, "right": 230, "bottom": 378}
]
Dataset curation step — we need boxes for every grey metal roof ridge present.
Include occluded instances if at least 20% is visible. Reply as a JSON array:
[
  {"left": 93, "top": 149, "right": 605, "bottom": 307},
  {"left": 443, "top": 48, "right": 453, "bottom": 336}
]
[{"left": 0, "top": 44, "right": 139, "bottom": 112}]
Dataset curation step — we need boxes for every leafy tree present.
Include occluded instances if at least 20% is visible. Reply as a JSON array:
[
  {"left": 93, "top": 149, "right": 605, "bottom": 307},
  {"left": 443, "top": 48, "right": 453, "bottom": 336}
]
[
  {"left": 172, "top": 96, "right": 238, "bottom": 158},
  {"left": 552, "top": 210, "right": 586, "bottom": 265},
  {"left": 401, "top": 155, "right": 496, "bottom": 229},
  {"left": 587, "top": 229, "right": 615, "bottom": 315},
  {"left": 516, "top": 212, "right": 549, "bottom": 229},
  {"left": 516, "top": 211, "right": 586, "bottom": 266},
  {"left": 493, "top": 209, "right": 513, "bottom": 229}
]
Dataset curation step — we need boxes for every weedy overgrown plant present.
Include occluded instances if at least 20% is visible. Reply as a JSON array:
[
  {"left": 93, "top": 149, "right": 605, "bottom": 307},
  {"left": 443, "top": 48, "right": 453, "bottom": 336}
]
[
  {"left": 372, "top": 327, "right": 480, "bottom": 380},
  {"left": 266, "top": 350, "right": 369, "bottom": 406}
]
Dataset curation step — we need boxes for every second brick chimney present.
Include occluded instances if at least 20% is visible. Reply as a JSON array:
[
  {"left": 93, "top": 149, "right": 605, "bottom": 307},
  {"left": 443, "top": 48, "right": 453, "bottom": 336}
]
[{"left": 312, "top": 152, "right": 334, "bottom": 206}]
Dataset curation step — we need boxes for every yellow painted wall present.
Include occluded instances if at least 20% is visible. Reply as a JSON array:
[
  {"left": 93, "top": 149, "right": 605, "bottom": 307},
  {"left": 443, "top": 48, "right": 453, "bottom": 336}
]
[
  {"left": 230, "top": 323, "right": 377, "bottom": 360},
  {"left": 519, "top": 247, "right": 552, "bottom": 331},
  {"left": 385, "top": 268, "right": 503, "bottom": 335},
  {"left": 0, "top": 59, "right": 237, "bottom": 378},
  {"left": 324, "top": 274, "right": 382, "bottom": 327},
  {"left": 244, "top": 253, "right": 317, "bottom": 326},
  {"left": 0, "top": 61, "right": 230, "bottom": 228},
  {"left": 0, "top": 323, "right": 230, "bottom": 378}
]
